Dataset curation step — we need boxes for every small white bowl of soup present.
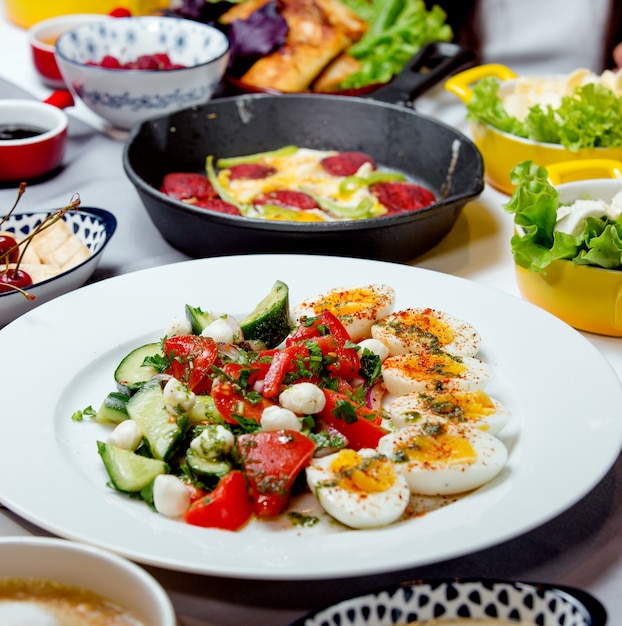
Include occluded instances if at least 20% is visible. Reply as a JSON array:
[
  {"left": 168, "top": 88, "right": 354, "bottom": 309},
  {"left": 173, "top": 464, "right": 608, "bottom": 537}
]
[
  {"left": 288, "top": 578, "right": 607, "bottom": 626},
  {"left": 0, "top": 537, "right": 177, "bottom": 626}
]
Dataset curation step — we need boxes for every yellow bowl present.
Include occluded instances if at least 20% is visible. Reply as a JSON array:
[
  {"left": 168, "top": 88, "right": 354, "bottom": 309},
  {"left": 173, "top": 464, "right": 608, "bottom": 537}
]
[
  {"left": 445, "top": 64, "right": 622, "bottom": 195},
  {"left": 3, "top": 0, "right": 169, "bottom": 28},
  {"left": 513, "top": 164, "right": 622, "bottom": 336}
]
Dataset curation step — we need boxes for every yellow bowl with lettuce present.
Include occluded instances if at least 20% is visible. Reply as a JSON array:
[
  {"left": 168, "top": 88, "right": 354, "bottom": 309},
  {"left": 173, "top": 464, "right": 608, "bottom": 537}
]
[
  {"left": 445, "top": 64, "right": 622, "bottom": 195},
  {"left": 507, "top": 159, "right": 622, "bottom": 336}
]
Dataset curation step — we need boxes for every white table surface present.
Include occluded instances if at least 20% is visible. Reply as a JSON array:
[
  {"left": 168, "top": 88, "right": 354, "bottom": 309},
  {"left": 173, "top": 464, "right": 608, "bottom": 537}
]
[{"left": 1, "top": 8, "right": 622, "bottom": 626}]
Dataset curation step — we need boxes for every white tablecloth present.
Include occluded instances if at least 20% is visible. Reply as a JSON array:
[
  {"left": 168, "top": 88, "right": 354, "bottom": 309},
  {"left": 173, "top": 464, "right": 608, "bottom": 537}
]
[{"left": 1, "top": 8, "right": 622, "bottom": 626}]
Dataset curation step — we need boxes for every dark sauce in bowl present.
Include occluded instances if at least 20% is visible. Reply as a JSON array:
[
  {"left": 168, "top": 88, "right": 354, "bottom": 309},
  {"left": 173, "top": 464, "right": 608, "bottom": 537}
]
[{"left": 0, "top": 125, "right": 47, "bottom": 140}]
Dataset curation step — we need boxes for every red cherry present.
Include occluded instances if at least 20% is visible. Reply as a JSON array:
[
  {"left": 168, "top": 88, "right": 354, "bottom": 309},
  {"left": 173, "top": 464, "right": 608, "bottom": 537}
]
[
  {"left": 99, "top": 55, "right": 122, "bottom": 69},
  {"left": 109, "top": 8, "right": 132, "bottom": 17},
  {"left": 0, "top": 268, "right": 33, "bottom": 293},
  {"left": 0, "top": 234, "right": 19, "bottom": 264}
]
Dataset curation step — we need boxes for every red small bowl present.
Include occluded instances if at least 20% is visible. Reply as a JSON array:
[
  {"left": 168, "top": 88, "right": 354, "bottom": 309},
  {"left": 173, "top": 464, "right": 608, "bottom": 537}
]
[
  {"left": 0, "top": 99, "right": 70, "bottom": 182},
  {"left": 28, "top": 14, "right": 110, "bottom": 88}
]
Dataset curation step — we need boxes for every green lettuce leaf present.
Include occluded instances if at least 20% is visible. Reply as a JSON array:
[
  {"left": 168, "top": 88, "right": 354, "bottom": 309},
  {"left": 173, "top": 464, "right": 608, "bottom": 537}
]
[
  {"left": 467, "top": 78, "right": 622, "bottom": 150},
  {"left": 504, "top": 161, "right": 622, "bottom": 272},
  {"left": 338, "top": 0, "right": 452, "bottom": 89}
]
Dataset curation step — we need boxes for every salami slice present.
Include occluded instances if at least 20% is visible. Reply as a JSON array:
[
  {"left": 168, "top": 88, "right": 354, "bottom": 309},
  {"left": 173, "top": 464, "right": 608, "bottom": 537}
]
[
  {"left": 320, "top": 151, "right": 376, "bottom": 177},
  {"left": 228, "top": 163, "right": 277, "bottom": 180},
  {"left": 253, "top": 190, "right": 319, "bottom": 211},
  {"left": 370, "top": 181, "right": 436, "bottom": 214},
  {"left": 161, "top": 172, "right": 218, "bottom": 201},
  {"left": 193, "top": 198, "right": 242, "bottom": 215}
]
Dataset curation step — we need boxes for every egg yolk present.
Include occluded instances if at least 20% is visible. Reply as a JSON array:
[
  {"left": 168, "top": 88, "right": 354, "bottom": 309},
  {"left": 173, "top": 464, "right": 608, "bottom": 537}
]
[
  {"left": 422, "top": 389, "right": 496, "bottom": 421},
  {"left": 306, "top": 286, "right": 393, "bottom": 324},
  {"left": 329, "top": 449, "right": 397, "bottom": 493},
  {"left": 264, "top": 209, "right": 327, "bottom": 222},
  {"left": 399, "top": 351, "right": 466, "bottom": 380},
  {"left": 386, "top": 309, "right": 456, "bottom": 347},
  {"left": 401, "top": 433, "right": 476, "bottom": 465}
]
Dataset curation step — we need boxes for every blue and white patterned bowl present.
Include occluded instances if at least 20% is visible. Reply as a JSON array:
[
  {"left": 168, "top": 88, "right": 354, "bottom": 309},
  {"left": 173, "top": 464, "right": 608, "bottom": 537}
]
[
  {"left": 288, "top": 579, "right": 607, "bottom": 626},
  {"left": 55, "top": 16, "right": 230, "bottom": 130},
  {"left": 0, "top": 207, "right": 116, "bottom": 326}
]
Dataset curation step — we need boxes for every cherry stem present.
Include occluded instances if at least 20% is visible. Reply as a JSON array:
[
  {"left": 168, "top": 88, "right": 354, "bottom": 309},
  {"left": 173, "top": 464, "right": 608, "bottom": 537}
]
[
  {"left": 0, "top": 182, "right": 26, "bottom": 229},
  {"left": 1, "top": 187, "right": 82, "bottom": 300}
]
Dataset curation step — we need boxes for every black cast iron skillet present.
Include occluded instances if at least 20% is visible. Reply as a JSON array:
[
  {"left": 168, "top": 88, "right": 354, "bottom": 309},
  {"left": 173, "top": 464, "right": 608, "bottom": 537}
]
[{"left": 123, "top": 42, "right": 484, "bottom": 263}]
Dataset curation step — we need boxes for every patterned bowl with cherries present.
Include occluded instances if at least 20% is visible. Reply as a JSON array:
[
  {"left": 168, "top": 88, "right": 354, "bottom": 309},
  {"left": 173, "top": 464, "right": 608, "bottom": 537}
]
[
  {"left": 55, "top": 15, "right": 230, "bottom": 131},
  {"left": 0, "top": 206, "right": 116, "bottom": 326}
]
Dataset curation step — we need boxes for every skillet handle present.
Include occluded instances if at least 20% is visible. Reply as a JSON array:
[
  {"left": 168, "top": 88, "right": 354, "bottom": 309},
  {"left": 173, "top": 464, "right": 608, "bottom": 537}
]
[{"left": 369, "top": 42, "right": 477, "bottom": 107}]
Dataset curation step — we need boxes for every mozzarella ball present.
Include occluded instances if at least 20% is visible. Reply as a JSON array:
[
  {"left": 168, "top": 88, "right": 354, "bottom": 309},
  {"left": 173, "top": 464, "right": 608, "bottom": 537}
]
[
  {"left": 164, "top": 316, "right": 192, "bottom": 338},
  {"left": 555, "top": 199, "right": 609, "bottom": 237},
  {"left": 201, "top": 315, "right": 242, "bottom": 344},
  {"left": 377, "top": 423, "right": 507, "bottom": 496},
  {"left": 279, "top": 382, "right": 326, "bottom": 415},
  {"left": 163, "top": 377, "right": 196, "bottom": 412},
  {"left": 190, "top": 424, "right": 235, "bottom": 460},
  {"left": 382, "top": 349, "right": 492, "bottom": 397},
  {"left": 389, "top": 389, "right": 511, "bottom": 436},
  {"left": 261, "top": 405, "right": 301, "bottom": 431},
  {"left": 371, "top": 307, "right": 481, "bottom": 357},
  {"left": 292, "top": 284, "right": 395, "bottom": 341},
  {"left": 107, "top": 420, "right": 143, "bottom": 451},
  {"left": 153, "top": 474, "right": 191, "bottom": 518},
  {"left": 306, "top": 448, "right": 410, "bottom": 529},
  {"left": 357, "top": 338, "right": 390, "bottom": 361}
]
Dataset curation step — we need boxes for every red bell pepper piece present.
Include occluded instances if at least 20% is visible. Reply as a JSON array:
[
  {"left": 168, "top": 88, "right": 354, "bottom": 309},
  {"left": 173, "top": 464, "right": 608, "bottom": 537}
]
[
  {"left": 164, "top": 335, "right": 218, "bottom": 394},
  {"left": 211, "top": 379, "right": 276, "bottom": 425},
  {"left": 183, "top": 470, "right": 253, "bottom": 531},
  {"left": 318, "top": 389, "right": 389, "bottom": 450},
  {"left": 287, "top": 310, "right": 352, "bottom": 346},
  {"left": 237, "top": 430, "right": 316, "bottom": 518},
  {"left": 261, "top": 343, "right": 311, "bottom": 398}
]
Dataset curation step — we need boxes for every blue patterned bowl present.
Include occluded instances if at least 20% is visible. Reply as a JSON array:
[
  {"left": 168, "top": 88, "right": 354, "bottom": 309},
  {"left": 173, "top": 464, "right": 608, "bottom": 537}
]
[
  {"left": 55, "top": 16, "right": 230, "bottom": 130},
  {"left": 288, "top": 579, "right": 607, "bottom": 626},
  {"left": 0, "top": 207, "right": 116, "bottom": 326}
]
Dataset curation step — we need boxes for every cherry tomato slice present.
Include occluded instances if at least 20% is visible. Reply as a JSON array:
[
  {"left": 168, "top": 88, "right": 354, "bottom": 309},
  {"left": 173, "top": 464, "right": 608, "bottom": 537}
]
[
  {"left": 164, "top": 335, "right": 218, "bottom": 394},
  {"left": 237, "top": 430, "right": 316, "bottom": 518},
  {"left": 318, "top": 389, "right": 389, "bottom": 450},
  {"left": 183, "top": 470, "right": 252, "bottom": 531}
]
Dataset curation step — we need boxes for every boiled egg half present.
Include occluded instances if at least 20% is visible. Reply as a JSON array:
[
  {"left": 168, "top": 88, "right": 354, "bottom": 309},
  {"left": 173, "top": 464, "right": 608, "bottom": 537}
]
[
  {"left": 389, "top": 389, "right": 511, "bottom": 436},
  {"left": 306, "top": 447, "right": 410, "bottom": 529},
  {"left": 377, "top": 422, "right": 507, "bottom": 496},
  {"left": 371, "top": 307, "right": 481, "bottom": 357},
  {"left": 382, "top": 348, "right": 492, "bottom": 397},
  {"left": 293, "top": 284, "right": 395, "bottom": 341}
]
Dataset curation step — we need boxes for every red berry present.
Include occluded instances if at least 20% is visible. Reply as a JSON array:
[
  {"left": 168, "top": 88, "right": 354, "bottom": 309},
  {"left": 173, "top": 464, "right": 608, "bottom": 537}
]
[
  {"left": 99, "top": 55, "right": 122, "bottom": 69},
  {"left": 109, "top": 8, "right": 132, "bottom": 17},
  {"left": 0, "top": 234, "right": 19, "bottom": 263},
  {"left": 0, "top": 268, "right": 33, "bottom": 293}
]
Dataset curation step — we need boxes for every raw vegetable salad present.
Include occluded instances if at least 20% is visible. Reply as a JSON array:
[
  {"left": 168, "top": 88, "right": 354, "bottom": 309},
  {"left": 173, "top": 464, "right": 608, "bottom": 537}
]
[
  {"left": 504, "top": 161, "right": 622, "bottom": 272},
  {"left": 79, "top": 280, "right": 508, "bottom": 532}
]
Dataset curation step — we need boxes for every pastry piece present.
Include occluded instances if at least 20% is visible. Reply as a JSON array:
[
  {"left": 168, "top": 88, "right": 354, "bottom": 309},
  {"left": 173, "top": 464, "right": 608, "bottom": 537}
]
[
  {"left": 311, "top": 52, "right": 362, "bottom": 91},
  {"left": 240, "top": 0, "right": 367, "bottom": 92}
]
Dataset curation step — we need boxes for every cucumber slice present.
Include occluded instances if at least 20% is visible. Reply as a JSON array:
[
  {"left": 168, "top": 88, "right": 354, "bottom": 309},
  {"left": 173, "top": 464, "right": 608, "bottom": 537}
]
[
  {"left": 114, "top": 342, "right": 162, "bottom": 394},
  {"left": 97, "top": 441, "right": 168, "bottom": 493},
  {"left": 126, "top": 380, "right": 183, "bottom": 461},
  {"left": 185, "top": 304, "right": 216, "bottom": 335},
  {"left": 188, "top": 394, "right": 226, "bottom": 425},
  {"left": 94, "top": 392, "right": 130, "bottom": 424},
  {"left": 239, "top": 280, "right": 291, "bottom": 348},
  {"left": 186, "top": 448, "right": 231, "bottom": 484}
]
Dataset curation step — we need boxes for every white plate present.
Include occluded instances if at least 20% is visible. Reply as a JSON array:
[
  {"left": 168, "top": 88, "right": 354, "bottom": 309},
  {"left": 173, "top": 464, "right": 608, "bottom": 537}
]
[{"left": 0, "top": 254, "right": 620, "bottom": 580}]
